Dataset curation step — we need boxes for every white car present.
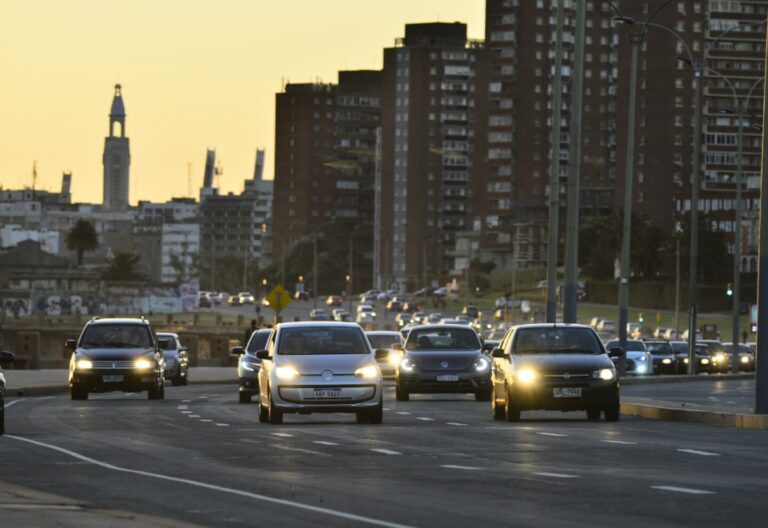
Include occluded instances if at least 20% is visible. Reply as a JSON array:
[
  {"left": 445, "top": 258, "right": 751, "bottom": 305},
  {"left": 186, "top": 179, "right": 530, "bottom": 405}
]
[
  {"left": 257, "top": 322, "right": 385, "bottom": 424},
  {"left": 238, "top": 292, "right": 255, "bottom": 304},
  {"left": 357, "top": 311, "right": 376, "bottom": 324}
]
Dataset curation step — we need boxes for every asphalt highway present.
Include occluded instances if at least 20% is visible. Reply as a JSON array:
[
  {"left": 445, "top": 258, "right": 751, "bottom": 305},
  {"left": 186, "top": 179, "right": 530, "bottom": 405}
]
[
  {"left": 2, "top": 384, "right": 767, "bottom": 527},
  {"left": 624, "top": 379, "right": 755, "bottom": 410}
]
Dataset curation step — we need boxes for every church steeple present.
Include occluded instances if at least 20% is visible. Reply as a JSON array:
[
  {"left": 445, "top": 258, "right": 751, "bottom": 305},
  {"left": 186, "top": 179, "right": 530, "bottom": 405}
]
[{"left": 109, "top": 84, "right": 126, "bottom": 137}]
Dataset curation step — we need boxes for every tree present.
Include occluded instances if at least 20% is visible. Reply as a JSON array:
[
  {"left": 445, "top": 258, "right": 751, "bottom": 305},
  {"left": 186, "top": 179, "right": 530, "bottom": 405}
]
[
  {"left": 65, "top": 219, "right": 99, "bottom": 266},
  {"left": 102, "top": 252, "right": 145, "bottom": 282}
]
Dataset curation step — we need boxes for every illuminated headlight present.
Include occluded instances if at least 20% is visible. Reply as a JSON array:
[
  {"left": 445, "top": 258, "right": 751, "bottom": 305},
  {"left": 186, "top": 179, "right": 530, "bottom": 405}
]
[
  {"left": 516, "top": 367, "right": 539, "bottom": 385},
  {"left": 76, "top": 359, "right": 93, "bottom": 370},
  {"left": 636, "top": 356, "right": 646, "bottom": 361},
  {"left": 388, "top": 351, "right": 403, "bottom": 366},
  {"left": 275, "top": 366, "right": 300, "bottom": 381},
  {"left": 134, "top": 358, "right": 155, "bottom": 370},
  {"left": 474, "top": 356, "right": 491, "bottom": 373},
  {"left": 355, "top": 365, "right": 380, "bottom": 380},
  {"left": 701, "top": 358, "right": 710, "bottom": 365},
  {"left": 594, "top": 368, "right": 616, "bottom": 381},
  {"left": 662, "top": 358, "right": 672, "bottom": 365},
  {"left": 741, "top": 356, "right": 750, "bottom": 364},
  {"left": 713, "top": 353, "right": 726, "bottom": 363},
  {"left": 684, "top": 358, "right": 689, "bottom": 364},
  {"left": 636, "top": 365, "right": 647, "bottom": 373},
  {"left": 399, "top": 357, "right": 416, "bottom": 373}
]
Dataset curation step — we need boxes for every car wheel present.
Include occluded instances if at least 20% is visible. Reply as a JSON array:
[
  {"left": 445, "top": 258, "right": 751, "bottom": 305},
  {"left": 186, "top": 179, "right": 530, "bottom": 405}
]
[
  {"left": 171, "top": 376, "right": 183, "bottom": 387},
  {"left": 358, "top": 398, "right": 383, "bottom": 425},
  {"left": 239, "top": 391, "right": 251, "bottom": 404},
  {"left": 0, "top": 399, "right": 4, "bottom": 435},
  {"left": 492, "top": 395, "right": 505, "bottom": 420},
  {"left": 504, "top": 387, "right": 520, "bottom": 422},
  {"left": 395, "top": 384, "right": 410, "bottom": 402},
  {"left": 475, "top": 388, "right": 492, "bottom": 402},
  {"left": 148, "top": 378, "right": 165, "bottom": 400},
  {"left": 604, "top": 400, "right": 620, "bottom": 422},
  {"left": 355, "top": 410, "right": 370, "bottom": 424},
  {"left": 71, "top": 384, "right": 88, "bottom": 401},
  {"left": 586, "top": 408, "right": 601, "bottom": 421},
  {"left": 181, "top": 373, "right": 188, "bottom": 386},
  {"left": 258, "top": 401, "right": 269, "bottom": 423},
  {"left": 268, "top": 391, "right": 283, "bottom": 425}
]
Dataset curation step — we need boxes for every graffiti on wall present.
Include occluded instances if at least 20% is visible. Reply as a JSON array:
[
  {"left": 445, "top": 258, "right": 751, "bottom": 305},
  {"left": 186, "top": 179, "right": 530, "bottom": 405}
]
[{"left": 1, "top": 296, "right": 32, "bottom": 318}]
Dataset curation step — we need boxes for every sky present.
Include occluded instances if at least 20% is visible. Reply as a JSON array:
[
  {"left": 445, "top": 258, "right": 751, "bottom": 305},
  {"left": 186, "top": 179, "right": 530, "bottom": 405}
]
[{"left": 0, "top": 0, "right": 485, "bottom": 204}]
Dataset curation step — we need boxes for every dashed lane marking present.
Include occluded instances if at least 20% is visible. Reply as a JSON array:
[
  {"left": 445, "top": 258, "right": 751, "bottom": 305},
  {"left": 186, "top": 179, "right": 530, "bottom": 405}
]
[
  {"left": 651, "top": 485, "right": 716, "bottom": 495},
  {"left": 446, "top": 422, "right": 467, "bottom": 426},
  {"left": 271, "top": 432, "right": 294, "bottom": 438},
  {"left": 416, "top": 417, "right": 435, "bottom": 421},
  {"left": 677, "top": 449, "right": 720, "bottom": 457},
  {"left": 371, "top": 449, "right": 402, "bottom": 456},
  {"left": 4, "top": 399, "right": 26, "bottom": 409},
  {"left": 180, "top": 411, "right": 192, "bottom": 414},
  {"left": 188, "top": 415, "right": 201, "bottom": 418},
  {"left": 537, "top": 432, "right": 567, "bottom": 438},
  {"left": 4, "top": 435, "right": 414, "bottom": 528},
  {"left": 533, "top": 472, "right": 579, "bottom": 479},
  {"left": 313, "top": 441, "right": 339, "bottom": 446},
  {"left": 394, "top": 412, "right": 411, "bottom": 415},
  {"left": 441, "top": 465, "right": 482, "bottom": 471},
  {"left": 200, "top": 419, "right": 213, "bottom": 423},
  {"left": 601, "top": 440, "right": 638, "bottom": 445},
  {"left": 215, "top": 423, "right": 230, "bottom": 427}
]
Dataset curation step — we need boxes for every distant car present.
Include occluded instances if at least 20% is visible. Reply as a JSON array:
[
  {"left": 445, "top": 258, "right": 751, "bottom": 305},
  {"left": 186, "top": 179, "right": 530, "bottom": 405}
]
[
  {"left": 332, "top": 308, "right": 350, "bottom": 322},
  {"left": 698, "top": 340, "right": 730, "bottom": 373},
  {"left": 198, "top": 292, "right": 211, "bottom": 308},
  {"left": 653, "top": 327, "right": 669, "bottom": 339},
  {"left": 643, "top": 340, "right": 677, "bottom": 375},
  {"left": 231, "top": 328, "right": 271, "bottom": 403},
  {"left": 395, "top": 324, "right": 491, "bottom": 402},
  {"left": 386, "top": 300, "right": 403, "bottom": 313},
  {"left": 326, "top": 295, "right": 344, "bottom": 307},
  {"left": 238, "top": 292, "right": 255, "bottom": 304},
  {"left": 433, "top": 287, "right": 448, "bottom": 297},
  {"left": 596, "top": 320, "right": 615, "bottom": 333},
  {"left": 309, "top": 308, "right": 330, "bottom": 321},
  {"left": 357, "top": 311, "right": 377, "bottom": 325},
  {"left": 462, "top": 305, "right": 479, "bottom": 319},
  {"left": 257, "top": 322, "right": 385, "bottom": 424},
  {"left": 294, "top": 291, "right": 309, "bottom": 301},
  {"left": 604, "top": 339, "right": 653, "bottom": 375},
  {"left": 723, "top": 342, "right": 755, "bottom": 372},
  {"left": 0, "top": 350, "right": 16, "bottom": 435},
  {"left": 366, "top": 330, "right": 404, "bottom": 379},
  {"left": 209, "top": 292, "right": 223, "bottom": 305},
  {"left": 157, "top": 332, "right": 189, "bottom": 386},
  {"left": 427, "top": 313, "right": 443, "bottom": 324},
  {"left": 228, "top": 295, "right": 242, "bottom": 306},
  {"left": 663, "top": 328, "right": 682, "bottom": 340},
  {"left": 492, "top": 324, "right": 620, "bottom": 421},
  {"left": 669, "top": 341, "right": 712, "bottom": 374},
  {"left": 395, "top": 313, "right": 412, "bottom": 329},
  {"left": 402, "top": 302, "right": 421, "bottom": 313}
]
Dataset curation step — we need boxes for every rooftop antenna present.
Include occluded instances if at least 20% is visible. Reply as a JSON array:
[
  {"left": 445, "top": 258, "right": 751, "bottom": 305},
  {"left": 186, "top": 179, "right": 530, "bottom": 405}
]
[
  {"left": 187, "top": 162, "right": 192, "bottom": 197},
  {"left": 32, "top": 160, "right": 37, "bottom": 197}
]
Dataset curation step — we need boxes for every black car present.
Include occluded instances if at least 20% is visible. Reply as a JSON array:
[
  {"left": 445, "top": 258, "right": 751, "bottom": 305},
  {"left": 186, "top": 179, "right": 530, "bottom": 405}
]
[
  {"left": 462, "top": 305, "right": 479, "bottom": 319},
  {"left": 67, "top": 318, "right": 166, "bottom": 400},
  {"left": 157, "top": 332, "right": 189, "bottom": 386},
  {"left": 395, "top": 324, "right": 492, "bottom": 401},
  {"left": 643, "top": 340, "right": 677, "bottom": 375},
  {"left": 491, "top": 324, "right": 620, "bottom": 421},
  {"left": 669, "top": 341, "right": 712, "bottom": 374},
  {"left": 699, "top": 340, "right": 730, "bottom": 373},
  {"left": 0, "top": 350, "right": 16, "bottom": 435},
  {"left": 231, "top": 328, "right": 272, "bottom": 403}
]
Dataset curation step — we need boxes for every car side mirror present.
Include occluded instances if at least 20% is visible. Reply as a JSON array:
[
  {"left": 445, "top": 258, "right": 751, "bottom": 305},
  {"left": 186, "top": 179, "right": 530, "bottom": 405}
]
[
  {"left": 608, "top": 347, "right": 623, "bottom": 359},
  {"left": 374, "top": 349, "right": 389, "bottom": 361},
  {"left": 65, "top": 339, "right": 77, "bottom": 350},
  {"left": 231, "top": 346, "right": 245, "bottom": 356},
  {"left": 392, "top": 343, "right": 404, "bottom": 351},
  {"left": 492, "top": 348, "right": 506, "bottom": 358},
  {"left": 0, "top": 351, "right": 15, "bottom": 365},
  {"left": 255, "top": 350, "right": 270, "bottom": 360}
]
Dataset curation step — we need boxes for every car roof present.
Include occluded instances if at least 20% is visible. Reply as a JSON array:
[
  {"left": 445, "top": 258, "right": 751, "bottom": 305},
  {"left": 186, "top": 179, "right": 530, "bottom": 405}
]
[
  {"left": 88, "top": 318, "right": 150, "bottom": 326},
  {"left": 407, "top": 324, "right": 479, "bottom": 331},
  {"left": 156, "top": 332, "right": 179, "bottom": 338},
  {"left": 277, "top": 321, "right": 361, "bottom": 329},
  {"left": 512, "top": 323, "right": 593, "bottom": 330},
  {"left": 366, "top": 331, "right": 401, "bottom": 336}
]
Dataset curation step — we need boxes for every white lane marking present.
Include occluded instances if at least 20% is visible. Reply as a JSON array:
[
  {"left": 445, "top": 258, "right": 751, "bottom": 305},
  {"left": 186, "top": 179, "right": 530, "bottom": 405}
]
[
  {"left": 602, "top": 440, "right": 638, "bottom": 445},
  {"left": 446, "top": 422, "right": 467, "bottom": 427},
  {"left": 677, "top": 449, "right": 720, "bottom": 457},
  {"left": 533, "top": 472, "right": 579, "bottom": 479},
  {"left": 651, "top": 485, "right": 716, "bottom": 495},
  {"left": 537, "top": 432, "right": 567, "bottom": 437},
  {"left": 383, "top": 407, "right": 391, "bottom": 411},
  {"left": 4, "top": 435, "right": 413, "bottom": 528},
  {"left": 200, "top": 419, "right": 213, "bottom": 423},
  {"left": 177, "top": 405, "right": 188, "bottom": 409},
  {"left": 416, "top": 417, "right": 435, "bottom": 421},
  {"left": 271, "top": 432, "right": 294, "bottom": 438},
  {"left": 182, "top": 399, "right": 192, "bottom": 403},
  {"left": 394, "top": 411, "right": 411, "bottom": 415},
  {"left": 188, "top": 415, "right": 201, "bottom": 418},
  {"left": 180, "top": 411, "right": 192, "bottom": 414},
  {"left": 240, "top": 439, "right": 260, "bottom": 444},
  {"left": 441, "top": 465, "right": 482, "bottom": 471},
  {"left": 313, "top": 441, "right": 339, "bottom": 446},
  {"left": 272, "top": 444, "right": 328, "bottom": 456},
  {"left": 215, "top": 423, "right": 230, "bottom": 427},
  {"left": 4, "top": 399, "right": 26, "bottom": 409},
  {"left": 198, "top": 396, "right": 208, "bottom": 399},
  {"left": 371, "top": 449, "right": 402, "bottom": 456}
]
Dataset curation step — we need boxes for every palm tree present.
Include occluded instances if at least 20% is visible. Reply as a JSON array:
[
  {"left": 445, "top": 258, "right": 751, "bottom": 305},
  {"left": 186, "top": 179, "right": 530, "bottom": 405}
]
[
  {"left": 102, "top": 252, "right": 145, "bottom": 282},
  {"left": 65, "top": 219, "right": 99, "bottom": 266}
]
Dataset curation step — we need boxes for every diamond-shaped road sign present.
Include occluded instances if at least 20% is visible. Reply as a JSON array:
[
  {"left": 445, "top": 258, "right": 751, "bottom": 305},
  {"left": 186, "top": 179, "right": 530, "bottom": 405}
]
[{"left": 265, "top": 285, "right": 291, "bottom": 314}]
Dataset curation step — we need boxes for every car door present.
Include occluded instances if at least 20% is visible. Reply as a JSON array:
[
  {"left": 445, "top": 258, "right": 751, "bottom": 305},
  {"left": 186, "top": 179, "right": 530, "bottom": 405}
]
[{"left": 258, "top": 330, "right": 277, "bottom": 401}]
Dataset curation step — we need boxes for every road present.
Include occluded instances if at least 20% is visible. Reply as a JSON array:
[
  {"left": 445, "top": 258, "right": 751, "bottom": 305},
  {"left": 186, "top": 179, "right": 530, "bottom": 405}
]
[
  {"left": 624, "top": 378, "right": 755, "bottom": 410},
  {"left": 2, "top": 384, "right": 767, "bottom": 527}
]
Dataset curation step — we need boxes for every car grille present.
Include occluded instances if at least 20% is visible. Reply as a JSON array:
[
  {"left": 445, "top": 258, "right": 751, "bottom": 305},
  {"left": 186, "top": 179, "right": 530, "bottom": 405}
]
[{"left": 90, "top": 360, "right": 135, "bottom": 369}]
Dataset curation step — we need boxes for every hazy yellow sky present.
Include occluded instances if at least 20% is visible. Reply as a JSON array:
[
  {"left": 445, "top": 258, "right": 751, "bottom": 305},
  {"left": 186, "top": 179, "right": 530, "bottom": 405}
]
[{"left": 1, "top": 0, "right": 484, "bottom": 204}]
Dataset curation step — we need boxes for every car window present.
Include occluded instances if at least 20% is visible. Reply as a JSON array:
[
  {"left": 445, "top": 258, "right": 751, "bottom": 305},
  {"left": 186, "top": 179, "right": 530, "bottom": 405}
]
[
  {"left": 278, "top": 327, "right": 369, "bottom": 355},
  {"left": 405, "top": 328, "right": 480, "bottom": 350},
  {"left": 247, "top": 330, "right": 271, "bottom": 352},
  {"left": 367, "top": 334, "right": 403, "bottom": 349},
  {"left": 645, "top": 342, "right": 673, "bottom": 355},
  {"left": 158, "top": 336, "right": 176, "bottom": 350},
  {"left": 606, "top": 340, "right": 645, "bottom": 352},
  {"left": 81, "top": 324, "right": 153, "bottom": 348},
  {"left": 514, "top": 328, "right": 601, "bottom": 355}
]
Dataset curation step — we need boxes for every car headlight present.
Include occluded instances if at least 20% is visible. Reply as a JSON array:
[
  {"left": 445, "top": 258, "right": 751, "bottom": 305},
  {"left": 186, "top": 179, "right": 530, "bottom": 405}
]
[
  {"left": 474, "top": 356, "right": 490, "bottom": 373},
  {"left": 684, "top": 358, "right": 689, "bottom": 364},
  {"left": 134, "top": 358, "right": 155, "bottom": 370},
  {"left": 636, "top": 355, "right": 646, "bottom": 361},
  {"left": 275, "top": 366, "right": 300, "bottom": 381},
  {"left": 388, "top": 350, "right": 403, "bottom": 366},
  {"left": 355, "top": 365, "right": 380, "bottom": 380},
  {"left": 741, "top": 356, "right": 750, "bottom": 364},
  {"left": 593, "top": 368, "right": 616, "bottom": 381},
  {"left": 76, "top": 359, "right": 93, "bottom": 370},
  {"left": 713, "top": 353, "right": 726, "bottom": 363},
  {"left": 399, "top": 357, "right": 416, "bottom": 373},
  {"left": 701, "top": 358, "right": 710, "bottom": 365},
  {"left": 516, "top": 367, "right": 539, "bottom": 385},
  {"left": 662, "top": 358, "right": 672, "bottom": 365},
  {"left": 636, "top": 364, "right": 647, "bottom": 373}
]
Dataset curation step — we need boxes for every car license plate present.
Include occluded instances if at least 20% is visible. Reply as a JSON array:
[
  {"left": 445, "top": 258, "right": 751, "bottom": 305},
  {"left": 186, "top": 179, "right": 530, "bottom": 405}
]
[
  {"left": 313, "top": 389, "right": 342, "bottom": 399},
  {"left": 103, "top": 375, "right": 124, "bottom": 383},
  {"left": 436, "top": 375, "right": 459, "bottom": 382},
  {"left": 553, "top": 387, "right": 581, "bottom": 398}
]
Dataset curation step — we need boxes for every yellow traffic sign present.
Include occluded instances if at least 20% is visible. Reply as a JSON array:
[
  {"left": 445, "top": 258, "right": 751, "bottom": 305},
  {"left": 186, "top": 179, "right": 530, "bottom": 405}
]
[{"left": 265, "top": 285, "right": 291, "bottom": 314}]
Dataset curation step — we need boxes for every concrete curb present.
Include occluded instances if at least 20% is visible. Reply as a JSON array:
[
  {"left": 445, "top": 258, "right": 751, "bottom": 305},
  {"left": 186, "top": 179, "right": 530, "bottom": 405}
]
[
  {"left": 621, "top": 398, "right": 768, "bottom": 430},
  {"left": 620, "top": 373, "right": 753, "bottom": 385}
]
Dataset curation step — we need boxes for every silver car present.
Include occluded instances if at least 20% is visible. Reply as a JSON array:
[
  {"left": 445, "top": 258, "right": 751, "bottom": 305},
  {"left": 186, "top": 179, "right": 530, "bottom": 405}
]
[
  {"left": 365, "top": 330, "right": 404, "bottom": 379},
  {"left": 256, "top": 322, "right": 385, "bottom": 424},
  {"left": 231, "top": 328, "right": 272, "bottom": 403},
  {"left": 157, "top": 333, "right": 189, "bottom": 386}
]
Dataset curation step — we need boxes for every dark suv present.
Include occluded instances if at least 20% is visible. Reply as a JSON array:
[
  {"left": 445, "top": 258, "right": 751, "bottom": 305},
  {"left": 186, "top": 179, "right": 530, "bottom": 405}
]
[
  {"left": 67, "top": 318, "right": 166, "bottom": 400},
  {"left": 1, "top": 350, "right": 16, "bottom": 435}
]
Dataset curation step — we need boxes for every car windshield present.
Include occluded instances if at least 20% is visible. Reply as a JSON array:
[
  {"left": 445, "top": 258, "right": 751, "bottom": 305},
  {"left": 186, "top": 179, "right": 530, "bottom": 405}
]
[
  {"left": 80, "top": 324, "right": 153, "bottom": 348},
  {"left": 247, "top": 331, "right": 271, "bottom": 352},
  {"left": 514, "top": 327, "right": 602, "bottom": 355},
  {"left": 278, "top": 327, "right": 368, "bottom": 355},
  {"left": 367, "top": 334, "right": 402, "bottom": 349},
  {"left": 670, "top": 342, "right": 688, "bottom": 353},
  {"left": 606, "top": 340, "right": 645, "bottom": 352},
  {"left": 158, "top": 337, "right": 176, "bottom": 350},
  {"left": 645, "top": 342, "right": 673, "bottom": 355},
  {"left": 406, "top": 328, "right": 480, "bottom": 350}
]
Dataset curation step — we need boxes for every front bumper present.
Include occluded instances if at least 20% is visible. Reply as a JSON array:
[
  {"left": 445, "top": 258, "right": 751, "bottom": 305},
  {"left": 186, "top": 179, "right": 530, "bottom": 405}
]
[
  {"left": 653, "top": 359, "right": 677, "bottom": 374},
  {"left": 397, "top": 371, "right": 491, "bottom": 394},
  {"left": 70, "top": 369, "right": 160, "bottom": 392},
  {"left": 510, "top": 379, "right": 619, "bottom": 411},
  {"left": 271, "top": 375, "right": 381, "bottom": 413}
]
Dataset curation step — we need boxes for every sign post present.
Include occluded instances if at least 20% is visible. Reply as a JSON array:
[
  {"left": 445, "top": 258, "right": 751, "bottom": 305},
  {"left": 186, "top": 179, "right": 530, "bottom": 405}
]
[{"left": 265, "top": 285, "right": 292, "bottom": 325}]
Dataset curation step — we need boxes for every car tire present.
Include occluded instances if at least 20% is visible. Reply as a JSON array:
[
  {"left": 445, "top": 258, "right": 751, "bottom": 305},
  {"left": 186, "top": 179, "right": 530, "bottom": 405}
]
[
  {"left": 258, "top": 401, "right": 269, "bottom": 423},
  {"left": 171, "top": 376, "right": 183, "bottom": 387},
  {"left": 604, "top": 400, "right": 620, "bottom": 422},
  {"left": 359, "top": 398, "right": 383, "bottom": 425},
  {"left": 239, "top": 391, "right": 251, "bottom": 404},
  {"left": 355, "top": 411, "right": 370, "bottom": 424},
  {"left": 475, "top": 388, "right": 492, "bottom": 402},
  {"left": 492, "top": 396, "right": 505, "bottom": 420},
  {"left": 181, "top": 374, "right": 188, "bottom": 386},
  {"left": 71, "top": 384, "right": 88, "bottom": 401},
  {"left": 148, "top": 379, "right": 165, "bottom": 400},
  {"left": 586, "top": 408, "right": 601, "bottom": 421},
  {"left": 395, "top": 384, "right": 409, "bottom": 402},
  {"left": 0, "top": 400, "right": 4, "bottom": 435},
  {"left": 504, "top": 388, "right": 520, "bottom": 422},
  {"left": 268, "top": 392, "right": 283, "bottom": 425}
]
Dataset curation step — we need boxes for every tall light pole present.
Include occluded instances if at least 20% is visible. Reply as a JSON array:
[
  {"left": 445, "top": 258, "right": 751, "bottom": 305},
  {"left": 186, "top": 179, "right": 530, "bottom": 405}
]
[
  {"left": 313, "top": 234, "right": 318, "bottom": 310},
  {"left": 546, "top": 0, "right": 564, "bottom": 324},
  {"left": 756, "top": 23, "right": 768, "bottom": 412}
]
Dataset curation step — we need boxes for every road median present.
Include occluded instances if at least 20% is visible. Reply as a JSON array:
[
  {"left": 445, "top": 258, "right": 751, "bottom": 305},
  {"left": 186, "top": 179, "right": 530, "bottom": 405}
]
[{"left": 621, "top": 397, "right": 768, "bottom": 430}]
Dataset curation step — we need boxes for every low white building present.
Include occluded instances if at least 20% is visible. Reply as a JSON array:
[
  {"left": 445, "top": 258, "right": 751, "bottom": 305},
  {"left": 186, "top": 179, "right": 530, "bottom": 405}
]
[{"left": 0, "top": 224, "right": 60, "bottom": 254}]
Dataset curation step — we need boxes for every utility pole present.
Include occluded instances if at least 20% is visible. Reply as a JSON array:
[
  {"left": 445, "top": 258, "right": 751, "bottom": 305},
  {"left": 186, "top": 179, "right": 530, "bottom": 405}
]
[
  {"left": 675, "top": 238, "right": 680, "bottom": 338},
  {"left": 732, "top": 99, "right": 745, "bottom": 372},
  {"left": 563, "top": 0, "right": 585, "bottom": 323},
  {"left": 313, "top": 235, "right": 318, "bottom": 310},
  {"left": 755, "top": 28, "right": 768, "bottom": 413},
  {"left": 687, "top": 60, "right": 703, "bottom": 375},
  {"left": 546, "top": 0, "right": 564, "bottom": 324}
]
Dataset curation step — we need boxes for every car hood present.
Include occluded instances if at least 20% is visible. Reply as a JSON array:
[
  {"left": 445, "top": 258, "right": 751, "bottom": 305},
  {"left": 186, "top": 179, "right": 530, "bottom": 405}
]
[
  {"left": 515, "top": 353, "right": 613, "bottom": 373},
  {"left": 78, "top": 347, "right": 155, "bottom": 360},
  {"left": 626, "top": 351, "right": 648, "bottom": 360},
  {"left": 406, "top": 350, "right": 480, "bottom": 370},
  {"left": 275, "top": 354, "right": 374, "bottom": 375},
  {"left": 162, "top": 350, "right": 179, "bottom": 360}
]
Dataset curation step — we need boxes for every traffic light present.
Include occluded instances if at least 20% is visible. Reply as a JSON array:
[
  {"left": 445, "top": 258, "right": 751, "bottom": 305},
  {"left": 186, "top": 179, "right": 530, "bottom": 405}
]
[
  {"left": 726, "top": 283, "right": 733, "bottom": 296},
  {"left": 638, "top": 312, "right": 644, "bottom": 323}
]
